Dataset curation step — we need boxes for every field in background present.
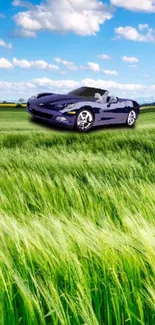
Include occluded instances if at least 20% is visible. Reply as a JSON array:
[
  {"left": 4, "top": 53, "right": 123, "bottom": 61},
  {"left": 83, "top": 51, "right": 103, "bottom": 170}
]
[
  {"left": 0, "top": 103, "right": 26, "bottom": 108},
  {"left": 0, "top": 107, "right": 155, "bottom": 325}
]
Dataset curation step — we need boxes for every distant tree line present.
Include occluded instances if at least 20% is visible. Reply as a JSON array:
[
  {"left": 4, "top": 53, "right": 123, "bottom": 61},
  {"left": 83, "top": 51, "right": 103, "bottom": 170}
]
[
  {"left": 0, "top": 98, "right": 26, "bottom": 108},
  {"left": 141, "top": 102, "right": 155, "bottom": 107},
  {"left": 1, "top": 98, "right": 26, "bottom": 104}
]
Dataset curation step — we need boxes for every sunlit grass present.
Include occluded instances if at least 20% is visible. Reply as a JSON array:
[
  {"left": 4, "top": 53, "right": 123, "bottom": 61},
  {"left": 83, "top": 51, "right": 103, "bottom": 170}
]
[{"left": 0, "top": 107, "right": 155, "bottom": 324}]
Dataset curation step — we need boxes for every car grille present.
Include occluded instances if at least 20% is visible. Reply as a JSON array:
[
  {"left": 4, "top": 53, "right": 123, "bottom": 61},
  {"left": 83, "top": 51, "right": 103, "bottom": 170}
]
[{"left": 32, "top": 109, "right": 53, "bottom": 119}]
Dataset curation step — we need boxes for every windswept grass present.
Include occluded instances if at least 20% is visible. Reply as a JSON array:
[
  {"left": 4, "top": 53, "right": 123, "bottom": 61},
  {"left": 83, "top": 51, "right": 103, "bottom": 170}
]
[{"left": 0, "top": 107, "right": 155, "bottom": 324}]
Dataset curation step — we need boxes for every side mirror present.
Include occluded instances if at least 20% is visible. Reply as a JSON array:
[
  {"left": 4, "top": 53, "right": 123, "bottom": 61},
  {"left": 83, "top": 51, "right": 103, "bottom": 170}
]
[{"left": 107, "top": 96, "right": 117, "bottom": 107}]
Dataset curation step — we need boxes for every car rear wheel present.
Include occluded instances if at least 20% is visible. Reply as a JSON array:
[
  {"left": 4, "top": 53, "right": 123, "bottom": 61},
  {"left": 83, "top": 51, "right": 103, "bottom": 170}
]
[
  {"left": 75, "top": 109, "right": 94, "bottom": 132},
  {"left": 126, "top": 110, "right": 136, "bottom": 127}
]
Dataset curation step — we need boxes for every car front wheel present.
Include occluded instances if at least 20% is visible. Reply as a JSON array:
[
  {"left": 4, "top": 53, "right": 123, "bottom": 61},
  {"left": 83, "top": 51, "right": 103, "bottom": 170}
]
[
  {"left": 126, "top": 110, "right": 137, "bottom": 127},
  {"left": 75, "top": 109, "right": 94, "bottom": 132}
]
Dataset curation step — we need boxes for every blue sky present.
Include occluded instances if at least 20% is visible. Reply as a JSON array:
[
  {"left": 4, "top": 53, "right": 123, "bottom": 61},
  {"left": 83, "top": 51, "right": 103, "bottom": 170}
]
[{"left": 1, "top": 0, "right": 155, "bottom": 102}]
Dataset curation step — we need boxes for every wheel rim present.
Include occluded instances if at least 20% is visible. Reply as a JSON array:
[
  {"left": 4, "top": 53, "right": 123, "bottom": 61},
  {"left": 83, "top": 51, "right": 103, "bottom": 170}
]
[
  {"left": 77, "top": 111, "right": 93, "bottom": 130},
  {"left": 127, "top": 110, "right": 136, "bottom": 126}
]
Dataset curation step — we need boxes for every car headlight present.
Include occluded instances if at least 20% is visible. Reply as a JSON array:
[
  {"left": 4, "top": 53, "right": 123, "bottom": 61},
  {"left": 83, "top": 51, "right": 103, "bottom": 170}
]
[
  {"left": 66, "top": 103, "right": 76, "bottom": 109},
  {"left": 67, "top": 111, "right": 76, "bottom": 114}
]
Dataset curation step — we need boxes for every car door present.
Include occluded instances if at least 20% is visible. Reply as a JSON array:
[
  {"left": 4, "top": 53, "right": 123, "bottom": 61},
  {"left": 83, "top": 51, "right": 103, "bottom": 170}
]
[{"left": 100, "top": 99, "right": 126, "bottom": 125}]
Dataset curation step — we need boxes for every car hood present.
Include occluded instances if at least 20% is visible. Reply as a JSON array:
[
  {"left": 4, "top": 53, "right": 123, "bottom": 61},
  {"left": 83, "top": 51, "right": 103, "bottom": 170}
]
[{"left": 36, "top": 94, "right": 93, "bottom": 106}]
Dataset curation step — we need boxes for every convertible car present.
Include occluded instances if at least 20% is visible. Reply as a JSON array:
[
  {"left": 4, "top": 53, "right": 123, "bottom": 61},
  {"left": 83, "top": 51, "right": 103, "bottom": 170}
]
[{"left": 26, "top": 86, "right": 140, "bottom": 131}]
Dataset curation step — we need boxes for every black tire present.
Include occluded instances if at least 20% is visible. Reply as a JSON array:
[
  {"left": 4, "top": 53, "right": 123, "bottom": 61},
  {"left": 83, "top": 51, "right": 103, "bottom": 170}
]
[
  {"left": 75, "top": 108, "right": 94, "bottom": 132},
  {"left": 126, "top": 109, "right": 137, "bottom": 127}
]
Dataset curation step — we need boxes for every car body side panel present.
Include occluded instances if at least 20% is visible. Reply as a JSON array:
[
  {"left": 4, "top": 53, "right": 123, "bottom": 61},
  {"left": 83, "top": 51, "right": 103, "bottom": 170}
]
[
  {"left": 98, "top": 100, "right": 134, "bottom": 125},
  {"left": 61, "top": 99, "right": 134, "bottom": 126}
]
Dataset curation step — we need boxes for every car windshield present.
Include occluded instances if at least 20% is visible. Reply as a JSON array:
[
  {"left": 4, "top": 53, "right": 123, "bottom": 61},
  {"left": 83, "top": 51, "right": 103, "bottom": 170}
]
[{"left": 67, "top": 87, "right": 107, "bottom": 98}]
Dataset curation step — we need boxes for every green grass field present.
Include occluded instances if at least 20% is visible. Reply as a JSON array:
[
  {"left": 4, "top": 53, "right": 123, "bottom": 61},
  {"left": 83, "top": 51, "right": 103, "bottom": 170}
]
[{"left": 0, "top": 107, "right": 155, "bottom": 325}]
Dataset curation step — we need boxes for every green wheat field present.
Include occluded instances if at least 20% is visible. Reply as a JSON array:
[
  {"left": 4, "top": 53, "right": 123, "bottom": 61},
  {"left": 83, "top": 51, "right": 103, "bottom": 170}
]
[{"left": 0, "top": 106, "right": 155, "bottom": 325}]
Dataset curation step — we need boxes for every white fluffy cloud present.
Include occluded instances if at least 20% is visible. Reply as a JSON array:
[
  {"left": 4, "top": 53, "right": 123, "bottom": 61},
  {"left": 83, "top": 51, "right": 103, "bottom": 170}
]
[
  {"left": 0, "top": 56, "right": 120, "bottom": 74},
  {"left": 13, "top": 0, "right": 113, "bottom": 37},
  {"left": 2, "top": 77, "right": 155, "bottom": 100},
  {"left": 32, "top": 78, "right": 80, "bottom": 93},
  {"left": 0, "top": 39, "right": 12, "bottom": 49},
  {"left": 81, "top": 62, "right": 100, "bottom": 72},
  {"left": 103, "top": 70, "right": 118, "bottom": 75},
  {"left": 138, "top": 24, "right": 149, "bottom": 31},
  {"left": 122, "top": 56, "right": 139, "bottom": 63},
  {"left": 54, "top": 58, "right": 77, "bottom": 71},
  {"left": 12, "top": 0, "right": 22, "bottom": 5},
  {"left": 13, "top": 29, "right": 36, "bottom": 38},
  {"left": 12, "top": 58, "right": 59, "bottom": 70},
  {"left": 111, "top": 0, "right": 155, "bottom": 13},
  {"left": 97, "top": 54, "right": 112, "bottom": 60},
  {"left": 0, "top": 81, "right": 36, "bottom": 99},
  {"left": 82, "top": 78, "right": 145, "bottom": 93},
  {"left": 0, "top": 58, "right": 13, "bottom": 69},
  {"left": 0, "top": 57, "right": 119, "bottom": 73},
  {"left": 58, "top": 71, "right": 67, "bottom": 75},
  {"left": 23, "top": 77, "right": 147, "bottom": 95},
  {"left": 115, "top": 25, "right": 155, "bottom": 43}
]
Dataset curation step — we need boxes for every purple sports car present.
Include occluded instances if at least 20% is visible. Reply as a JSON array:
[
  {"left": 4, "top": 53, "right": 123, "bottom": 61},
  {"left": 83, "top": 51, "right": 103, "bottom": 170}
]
[{"left": 27, "top": 86, "right": 140, "bottom": 132}]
